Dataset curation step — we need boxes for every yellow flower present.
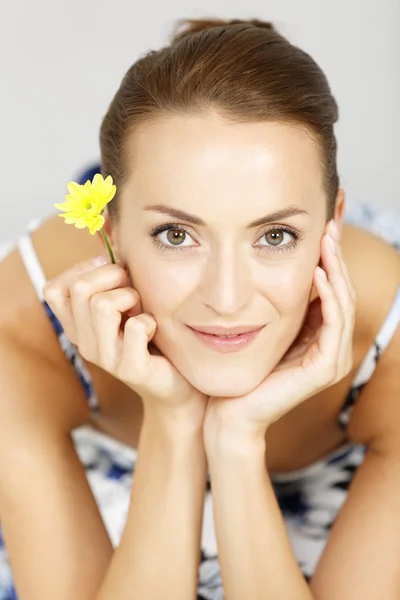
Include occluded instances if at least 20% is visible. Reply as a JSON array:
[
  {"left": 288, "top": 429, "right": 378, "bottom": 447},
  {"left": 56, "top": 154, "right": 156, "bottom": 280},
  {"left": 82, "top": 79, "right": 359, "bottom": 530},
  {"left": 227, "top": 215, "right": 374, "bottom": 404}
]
[{"left": 55, "top": 173, "right": 116, "bottom": 235}]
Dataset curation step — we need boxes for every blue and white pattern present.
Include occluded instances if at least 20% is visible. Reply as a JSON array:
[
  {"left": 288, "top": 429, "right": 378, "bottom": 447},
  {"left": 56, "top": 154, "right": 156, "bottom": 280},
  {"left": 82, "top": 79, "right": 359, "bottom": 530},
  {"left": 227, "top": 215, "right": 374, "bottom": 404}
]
[{"left": 0, "top": 201, "right": 399, "bottom": 599}]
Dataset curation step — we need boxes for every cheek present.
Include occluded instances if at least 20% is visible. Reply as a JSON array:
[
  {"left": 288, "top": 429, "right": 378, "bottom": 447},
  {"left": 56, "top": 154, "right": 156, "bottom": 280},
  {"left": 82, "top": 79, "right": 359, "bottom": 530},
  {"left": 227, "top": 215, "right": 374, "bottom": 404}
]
[
  {"left": 260, "top": 261, "right": 315, "bottom": 313},
  {"left": 126, "top": 256, "right": 198, "bottom": 316}
]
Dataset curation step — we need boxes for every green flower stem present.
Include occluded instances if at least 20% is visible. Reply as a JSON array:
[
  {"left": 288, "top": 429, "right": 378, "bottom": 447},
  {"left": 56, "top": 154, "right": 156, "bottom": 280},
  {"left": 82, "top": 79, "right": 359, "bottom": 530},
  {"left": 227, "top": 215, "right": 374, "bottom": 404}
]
[{"left": 100, "top": 228, "right": 116, "bottom": 264}]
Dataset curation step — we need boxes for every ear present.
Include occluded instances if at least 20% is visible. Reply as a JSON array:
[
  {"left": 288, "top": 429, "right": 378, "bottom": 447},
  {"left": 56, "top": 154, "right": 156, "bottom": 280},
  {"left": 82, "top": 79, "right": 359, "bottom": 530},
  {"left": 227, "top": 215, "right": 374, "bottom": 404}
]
[
  {"left": 96, "top": 207, "right": 119, "bottom": 259},
  {"left": 333, "top": 188, "right": 346, "bottom": 239}
]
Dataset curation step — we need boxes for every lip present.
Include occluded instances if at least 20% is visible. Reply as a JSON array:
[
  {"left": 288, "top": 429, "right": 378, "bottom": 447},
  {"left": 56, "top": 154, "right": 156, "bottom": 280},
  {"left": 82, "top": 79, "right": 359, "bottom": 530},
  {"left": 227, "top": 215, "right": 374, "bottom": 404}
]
[
  {"left": 189, "top": 324, "right": 264, "bottom": 335},
  {"left": 187, "top": 324, "right": 265, "bottom": 354}
]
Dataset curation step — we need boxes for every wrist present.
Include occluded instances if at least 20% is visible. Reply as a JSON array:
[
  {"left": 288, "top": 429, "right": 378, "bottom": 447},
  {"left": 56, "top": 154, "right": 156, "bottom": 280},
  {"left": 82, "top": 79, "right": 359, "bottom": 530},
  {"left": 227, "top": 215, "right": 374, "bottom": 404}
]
[
  {"left": 205, "top": 424, "right": 266, "bottom": 462},
  {"left": 143, "top": 402, "right": 204, "bottom": 438},
  {"left": 140, "top": 408, "right": 207, "bottom": 474}
]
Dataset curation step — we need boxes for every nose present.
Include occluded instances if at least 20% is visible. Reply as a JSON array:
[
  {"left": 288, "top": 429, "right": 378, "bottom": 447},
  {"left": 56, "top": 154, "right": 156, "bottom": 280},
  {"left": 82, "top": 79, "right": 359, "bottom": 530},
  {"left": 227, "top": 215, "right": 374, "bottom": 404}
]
[{"left": 200, "top": 247, "right": 252, "bottom": 316}]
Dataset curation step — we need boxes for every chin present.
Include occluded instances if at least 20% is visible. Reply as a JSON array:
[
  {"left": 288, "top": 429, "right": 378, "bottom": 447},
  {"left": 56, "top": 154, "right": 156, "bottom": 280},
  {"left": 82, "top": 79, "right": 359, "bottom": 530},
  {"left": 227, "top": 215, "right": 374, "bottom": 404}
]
[
  {"left": 154, "top": 324, "right": 294, "bottom": 399},
  {"left": 185, "top": 364, "right": 270, "bottom": 399}
]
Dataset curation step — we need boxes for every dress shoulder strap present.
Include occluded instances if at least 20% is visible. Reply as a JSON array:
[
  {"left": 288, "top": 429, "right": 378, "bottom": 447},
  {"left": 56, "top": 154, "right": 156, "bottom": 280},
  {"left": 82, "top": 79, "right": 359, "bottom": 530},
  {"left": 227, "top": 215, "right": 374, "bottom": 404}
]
[
  {"left": 18, "top": 230, "right": 47, "bottom": 300},
  {"left": 338, "top": 284, "right": 400, "bottom": 429}
]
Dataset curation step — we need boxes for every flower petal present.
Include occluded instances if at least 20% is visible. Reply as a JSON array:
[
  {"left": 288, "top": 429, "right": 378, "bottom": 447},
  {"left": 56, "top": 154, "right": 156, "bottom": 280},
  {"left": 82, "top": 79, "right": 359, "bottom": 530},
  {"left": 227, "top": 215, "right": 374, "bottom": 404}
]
[
  {"left": 92, "top": 173, "right": 103, "bottom": 196},
  {"left": 74, "top": 217, "right": 90, "bottom": 229},
  {"left": 54, "top": 202, "right": 68, "bottom": 211},
  {"left": 64, "top": 216, "right": 80, "bottom": 225},
  {"left": 56, "top": 174, "right": 117, "bottom": 233},
  {"left": 88, "top": 215, "right": 105, "bottom": 234},
  {"left": 105, "top": 183, "right": 117, "bottom": 204},
  {"left": 67, "top": 181, "right": 85, "bottom": 199},
  {"left": 55, "top": 199, "right": 80, "bottom": 211},
  {"left": 102, "top": 175, "right": 113, "bottom": 197}
]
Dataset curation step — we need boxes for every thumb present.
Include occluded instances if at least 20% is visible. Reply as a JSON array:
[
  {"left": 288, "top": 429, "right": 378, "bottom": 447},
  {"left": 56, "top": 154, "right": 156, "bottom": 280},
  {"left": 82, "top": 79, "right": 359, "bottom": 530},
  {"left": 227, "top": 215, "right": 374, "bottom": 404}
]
[{"left": 132, "top": 313, "right": 157, "bottom": 343}]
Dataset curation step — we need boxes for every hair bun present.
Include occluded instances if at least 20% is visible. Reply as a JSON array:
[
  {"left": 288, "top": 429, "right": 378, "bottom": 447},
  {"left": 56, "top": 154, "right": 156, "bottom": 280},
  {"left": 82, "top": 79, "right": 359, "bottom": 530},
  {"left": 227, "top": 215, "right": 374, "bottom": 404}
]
[{"left": 172, "top": 17, "right": 276, "bottom": 43}]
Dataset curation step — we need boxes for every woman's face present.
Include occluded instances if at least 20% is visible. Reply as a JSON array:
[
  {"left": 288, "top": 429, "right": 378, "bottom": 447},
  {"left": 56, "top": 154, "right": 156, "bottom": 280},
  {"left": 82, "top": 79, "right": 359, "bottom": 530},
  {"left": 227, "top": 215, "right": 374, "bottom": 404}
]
[{"left": 112, "top": 113, "right": 328, "bottom": 397}]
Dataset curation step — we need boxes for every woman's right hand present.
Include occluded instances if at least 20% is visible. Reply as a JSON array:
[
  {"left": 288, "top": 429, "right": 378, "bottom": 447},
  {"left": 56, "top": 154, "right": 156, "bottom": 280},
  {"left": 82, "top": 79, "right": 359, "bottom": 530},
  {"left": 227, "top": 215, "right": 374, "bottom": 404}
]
[{"left": 43, "top": 256, "right": 207, "bottom": 427}]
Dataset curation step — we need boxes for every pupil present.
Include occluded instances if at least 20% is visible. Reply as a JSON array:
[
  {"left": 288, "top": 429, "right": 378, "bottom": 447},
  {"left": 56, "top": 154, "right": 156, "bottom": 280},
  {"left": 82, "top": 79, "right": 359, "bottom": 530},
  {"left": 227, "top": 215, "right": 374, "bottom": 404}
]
[
  {"left": 167, "top": 230, "right": 185, "bottom": 245},
  {"left": 266, "top": 230, "right": 283, "bottom": 246}
]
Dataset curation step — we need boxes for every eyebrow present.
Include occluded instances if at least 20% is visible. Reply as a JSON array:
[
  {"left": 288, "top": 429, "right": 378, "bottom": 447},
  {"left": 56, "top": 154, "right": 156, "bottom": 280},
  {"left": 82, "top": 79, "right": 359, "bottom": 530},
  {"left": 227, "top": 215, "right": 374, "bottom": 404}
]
[{"left": 143, "top": 204, "right": 309, "bottom": 227}]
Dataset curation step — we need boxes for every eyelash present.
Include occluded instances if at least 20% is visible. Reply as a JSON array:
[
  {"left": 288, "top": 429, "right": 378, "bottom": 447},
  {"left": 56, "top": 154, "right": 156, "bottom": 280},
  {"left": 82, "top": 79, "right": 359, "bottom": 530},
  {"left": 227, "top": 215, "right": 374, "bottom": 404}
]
[{"left": 149, "top": 222, "right": 301, "bottom": 254}]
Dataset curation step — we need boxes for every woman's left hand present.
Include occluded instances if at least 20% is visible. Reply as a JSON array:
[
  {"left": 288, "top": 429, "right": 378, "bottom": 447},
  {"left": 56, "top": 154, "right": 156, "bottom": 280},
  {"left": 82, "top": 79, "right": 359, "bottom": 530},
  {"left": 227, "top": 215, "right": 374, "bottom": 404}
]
[{"left": 204, "top": 220, "right": 356, "bottom": 445}]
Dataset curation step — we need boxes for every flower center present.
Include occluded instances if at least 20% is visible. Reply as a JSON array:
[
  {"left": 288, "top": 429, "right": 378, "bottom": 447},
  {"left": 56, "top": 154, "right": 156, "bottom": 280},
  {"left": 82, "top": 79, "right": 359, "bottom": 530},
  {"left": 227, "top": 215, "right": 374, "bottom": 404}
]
[{"left": 85, "top": 201, "right": 97, "bottom": 213}]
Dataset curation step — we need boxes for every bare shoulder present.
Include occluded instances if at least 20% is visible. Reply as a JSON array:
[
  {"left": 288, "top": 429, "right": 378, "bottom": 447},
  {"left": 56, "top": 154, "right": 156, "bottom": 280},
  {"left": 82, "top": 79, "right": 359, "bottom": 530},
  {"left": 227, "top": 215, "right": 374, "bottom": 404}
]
[
  {"left": 0, "top": 215, "right": 104, "bottom": 437},
  {"left": 0, "top": 336, "right": 92, "bottom": 447},
  {"left": 0, "top": 214, "right": 103, "bottom": 339},
  {"left": 340, "top": 223, "right": 400, "bottom": 446},
  {"left": 341, "top": 222, "right": 400, "bottom": 341}
]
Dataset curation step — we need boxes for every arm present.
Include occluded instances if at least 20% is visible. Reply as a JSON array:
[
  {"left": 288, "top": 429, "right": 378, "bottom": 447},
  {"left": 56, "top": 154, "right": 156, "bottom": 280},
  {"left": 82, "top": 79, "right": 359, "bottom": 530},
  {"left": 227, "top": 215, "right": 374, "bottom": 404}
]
[
  {"left": 0, "top": 341, "right": 113, "bottom": 600},
  {"left": 96, "top": 407, "right": 207, "bottom": 600},
  {"left": 310, "top": 318, "right": 400, "bottom": 598},
  {"left": 0, "top": 340, "right": 207, "bottom": 600},
  {"left": 207, "top": 433, "right": 312, "bottom": 600},
  {"left": 207, "top": 433, "right": 400, "bottom": 600},
  {"left": 42, "top": 255, "right": 209, "bottom": 599},
  {"left": 206, "top": 320, "right": 400, "bottom": 600}
]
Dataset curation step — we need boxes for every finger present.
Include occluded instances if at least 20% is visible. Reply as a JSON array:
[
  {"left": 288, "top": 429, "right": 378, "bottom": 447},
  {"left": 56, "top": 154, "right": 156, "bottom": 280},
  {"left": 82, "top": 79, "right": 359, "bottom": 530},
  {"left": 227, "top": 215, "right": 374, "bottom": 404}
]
[
  {"left": 326, "top": 221, "right": 356, "bottom": 304},
  {"left": 69, "top": 263, "right": 131, "bottom": 361},
  {"left": 90, "top": 287, "right": 141, "bottom": 371},
  {"left": 333, "top": 245, "right": 356, "bottom": 371},
  {"left": 117, "top": 314, "right": 157, "bottom": 388},
  {"left": 44, "top": 254, "right": 111, "bottom": 300},
  {"left": 43, "top": 255, "right": 113, "bottom": 342},
  {"left": 321, "top": 232, "right": 355, "bottom": 371},
  {"left": 320, "top": 234, "right": 352, "bottom": 313},
  {"left": 339, "top": 253, "right": 357, "bottom": 304},
  {"left": 312, "top": 266, "right": 344, "bottom": 381}
]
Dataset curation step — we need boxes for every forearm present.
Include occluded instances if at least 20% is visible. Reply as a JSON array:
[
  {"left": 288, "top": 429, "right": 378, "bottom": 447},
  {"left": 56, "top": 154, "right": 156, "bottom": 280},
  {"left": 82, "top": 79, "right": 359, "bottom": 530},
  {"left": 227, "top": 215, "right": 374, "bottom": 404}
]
[
  {"left": 97, "top": 408, "right": 207, "bottom": 600},
  {"left": 0, "top": 434, "right": 113, "bottom": 600},
  {"left": 207, "top": 433, "right": 313, "bottom": 600}
]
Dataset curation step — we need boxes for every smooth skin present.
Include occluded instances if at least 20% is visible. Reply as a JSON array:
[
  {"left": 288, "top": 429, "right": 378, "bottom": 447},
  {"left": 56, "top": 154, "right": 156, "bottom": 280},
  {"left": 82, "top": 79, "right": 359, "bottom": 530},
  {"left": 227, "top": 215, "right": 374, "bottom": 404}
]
[{"left": 0, "top": 114, "right": 399, "bottom": 599}]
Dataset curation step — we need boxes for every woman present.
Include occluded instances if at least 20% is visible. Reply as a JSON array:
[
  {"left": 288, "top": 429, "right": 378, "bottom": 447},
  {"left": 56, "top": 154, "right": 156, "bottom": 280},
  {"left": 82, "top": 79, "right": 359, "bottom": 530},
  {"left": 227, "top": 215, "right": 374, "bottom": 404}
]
[{"left": 0, "top": 17, "right": 399, "bottom": 600}]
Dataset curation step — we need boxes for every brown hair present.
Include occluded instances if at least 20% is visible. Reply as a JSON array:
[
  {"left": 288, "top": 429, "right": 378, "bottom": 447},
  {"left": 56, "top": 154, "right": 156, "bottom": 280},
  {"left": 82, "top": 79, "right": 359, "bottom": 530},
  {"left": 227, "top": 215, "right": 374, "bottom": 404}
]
[{"left": 100, "top": 18, "right": 339, "bottom": 219}]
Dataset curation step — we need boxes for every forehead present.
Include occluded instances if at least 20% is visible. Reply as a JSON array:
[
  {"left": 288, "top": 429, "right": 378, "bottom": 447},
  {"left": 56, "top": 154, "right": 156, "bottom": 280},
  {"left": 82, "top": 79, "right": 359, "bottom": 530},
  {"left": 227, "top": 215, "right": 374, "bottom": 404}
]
[{"left": 122, "top": 113, "right": 325, "bottom": 218}]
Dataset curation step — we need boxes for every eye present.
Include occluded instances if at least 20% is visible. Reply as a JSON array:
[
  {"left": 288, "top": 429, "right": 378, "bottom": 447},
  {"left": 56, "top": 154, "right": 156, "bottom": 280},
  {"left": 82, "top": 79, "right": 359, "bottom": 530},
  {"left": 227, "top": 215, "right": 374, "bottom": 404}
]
[
  {"left": 263, "top": 229, "right": 291, "bottom": 246},
  {"left": 149, "top": 224, "right": 197, "bottom": 250},
  {"left": 255, "top": 226, "right": 299, "bottom": 252}
]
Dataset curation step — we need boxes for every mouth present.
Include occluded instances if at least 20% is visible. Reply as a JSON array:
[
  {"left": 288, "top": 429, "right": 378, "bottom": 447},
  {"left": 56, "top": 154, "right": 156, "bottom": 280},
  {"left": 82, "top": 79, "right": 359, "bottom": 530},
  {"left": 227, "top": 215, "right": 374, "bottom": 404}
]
[{"left": 187, "top": 324, "right": 266, "bottom": 353}]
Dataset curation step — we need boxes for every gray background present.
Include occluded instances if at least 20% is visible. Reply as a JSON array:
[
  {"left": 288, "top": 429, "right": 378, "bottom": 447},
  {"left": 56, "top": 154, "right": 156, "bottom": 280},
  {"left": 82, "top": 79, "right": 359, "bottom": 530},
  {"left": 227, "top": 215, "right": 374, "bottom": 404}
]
[{"left": 1, "top": 0, "right": 399, "bottom": 242}]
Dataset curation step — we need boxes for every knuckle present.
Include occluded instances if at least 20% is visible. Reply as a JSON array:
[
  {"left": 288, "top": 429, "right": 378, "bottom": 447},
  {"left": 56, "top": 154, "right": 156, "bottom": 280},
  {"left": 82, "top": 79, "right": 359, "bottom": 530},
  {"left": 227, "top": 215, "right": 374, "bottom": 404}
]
[
  {"left": 70, "top": 276, "right": 92, "bottom": 297},
  {"left": 78, "top": 341, "right": 95, "bottom": 363},
  {"left": 90, "top": 293, "right": 113, "bottom": 315},
  {"left": 127, "top": 288, "right": 140, "bottom": 304},
  {"left": 42, "top": 280, "right": 62, "bottom": 304},
  {"left": 125, "top": 317, "right": 146, "bottom": 334},
  {"left": 119, "top": 287, "right": 139, "bottom": 307}
]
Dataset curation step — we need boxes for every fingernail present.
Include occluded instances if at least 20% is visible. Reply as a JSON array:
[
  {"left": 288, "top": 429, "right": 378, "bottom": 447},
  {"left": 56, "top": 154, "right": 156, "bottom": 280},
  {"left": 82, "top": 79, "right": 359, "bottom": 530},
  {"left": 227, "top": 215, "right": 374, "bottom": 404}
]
[
  {"left": 91, "top": 255, "right": 109, "bottom": 267},
  {"left": 316, "top": 266, "right": 327, "bottom": 280},
  {"left": 327, "top": 234, "right": 336, "bottom": 254},
  {"left": 329, "top": 219, "right": 340, "bottom": 241}
]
